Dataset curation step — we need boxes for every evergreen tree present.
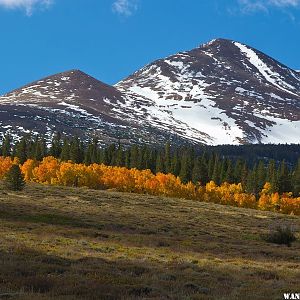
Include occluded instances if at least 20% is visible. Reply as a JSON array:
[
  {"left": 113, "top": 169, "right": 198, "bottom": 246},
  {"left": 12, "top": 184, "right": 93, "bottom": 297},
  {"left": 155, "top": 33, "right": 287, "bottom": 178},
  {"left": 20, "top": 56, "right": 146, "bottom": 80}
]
[
  {"left": 233, "top": 159, "right": 243, "bottom": 183},
  {"left": 256, "top": 160, "right": 266, "bottom": 190},
  {"left": 246, "top": 165, "right": 259, "bottom": 196},
  {"left": 170, "top": 149, "right": 180, "bottom": 176},
  {"left": 124, "top": 149, "right": 130, "bottom": 168},
  {"left": 292, "top": 159, "right": 300, "bottom": 196},
  {"left": 129, "top": 145, "right": 139, "bottom": 169},
  {"left": 164, "top": 142, "right": 171, "bottom": 173},
  {"left": 1, "top": 134, "right": 11, "bottom": 157},
  {"left": 267, "top": 160, "right": 279, "bottom": 193},
  {"left": 69, "top": 137, "right": 83, "bottom": 163},
  {"left": 4, "top": 164, "right": 26, "bottom": 191},
  {"left": 115, "top": 144, "right": 125, "bottom": 167},
  {"left": 49, "top": 132, "right": 62, "bottom": 158},
  {"left": 179, "top": 152, "right": 191, "bottom": 183},
  {"left": 219, "top": 159, "right": 227, "bottom": 183},
  {"left": 225, "top": 159, "right": 234, "bottom": 183},
  {"left": 278, "top": 160, "right": 292, "bottom": 194},
  {"left": 60, "top": 139, "right": 70, "bottom": 161},
  {"left": 212, "top": 155, "right": 220, "bottom": 184},
  {"left": 156, "top": 154, "right": 165, "bottom": 174},
  {"left": 32, "top": 136, "right": 46, "bottom": 161},
  {"left": 15, "top": 137, "right": 28, "bottom": 164},
  {"left": 241, "top": 161, "right": 248, "bottom": 190},
  {"left": 192, "top": 157, "right": 202, "bottom": 184},
  {"left": 207, "top": 154, "right": 215, "bottom": 180}
]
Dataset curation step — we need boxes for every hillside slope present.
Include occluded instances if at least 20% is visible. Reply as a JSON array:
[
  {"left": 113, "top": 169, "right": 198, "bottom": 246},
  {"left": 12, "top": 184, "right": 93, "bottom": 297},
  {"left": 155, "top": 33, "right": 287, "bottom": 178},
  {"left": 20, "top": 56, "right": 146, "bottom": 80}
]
[{"left": 0, "top": 183, "right": 299, "bottom": 299}]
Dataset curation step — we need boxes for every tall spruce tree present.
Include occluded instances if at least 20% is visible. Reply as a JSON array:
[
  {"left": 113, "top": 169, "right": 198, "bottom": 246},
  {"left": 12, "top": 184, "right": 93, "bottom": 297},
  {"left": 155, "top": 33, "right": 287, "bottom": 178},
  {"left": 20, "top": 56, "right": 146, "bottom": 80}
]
[
  {"left": 179, "top": 152, "right": 192, "bottom": 183},
  {"left": 241, "top": 162, "right": 248, "bottom": 191},
  {"left": 1, "top": 135, "right": 11, "bottom": 157},
  {"left": 278, "top": 160, "right": 292, "bottom": 194},
  {"left": 156, "top": 154, "right": 165, "bottom": 174},
  {"left": 60, "top": 139, "right": 70, "bottom": 161},
  {"left": 15, "top": 137, "right": 27, "bottom": 164},
  {"left": 192, "top": 157, "right": 202, "bottom": 184},
  {"left": 164, "top": 142, "right": 171, "bottom": 174},
  {"left": 170, "top": 149, "right": 180, "bottom": 176},
  {"left": 292, "top": 159, "right": 300, "bottom": 196},
  {"left": 256, "top": 160, "right": 266, "bottom": 190},
  {"left": 49, "top": 132, "right": 62, "bottom": 158},
  {"left": 4, "top": 164, "right": 26, "bottom": 191},
  {"left": 225, "top": 159, "right": 234, "bottom": 183}
]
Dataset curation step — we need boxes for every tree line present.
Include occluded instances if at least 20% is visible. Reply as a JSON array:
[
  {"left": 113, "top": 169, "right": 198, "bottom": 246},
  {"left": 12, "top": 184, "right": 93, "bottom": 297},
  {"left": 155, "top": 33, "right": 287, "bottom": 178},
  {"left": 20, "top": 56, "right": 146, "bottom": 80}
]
[
  {"left": 0, "top": 133, "right": 299, "bottom": 196},
  {"left": 0, "top": 156, "right": 299, "bottom": 215}
]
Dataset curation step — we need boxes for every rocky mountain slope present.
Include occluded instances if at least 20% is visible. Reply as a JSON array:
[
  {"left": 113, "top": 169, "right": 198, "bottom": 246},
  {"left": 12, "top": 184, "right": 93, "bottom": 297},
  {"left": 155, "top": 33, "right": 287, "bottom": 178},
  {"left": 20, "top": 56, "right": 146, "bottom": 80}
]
[
  {"left": 1, "top": 38, "right": 300, "bottom": 145},
  {"left": 116, "top": 38, "right": 300, "bottom": 144}
]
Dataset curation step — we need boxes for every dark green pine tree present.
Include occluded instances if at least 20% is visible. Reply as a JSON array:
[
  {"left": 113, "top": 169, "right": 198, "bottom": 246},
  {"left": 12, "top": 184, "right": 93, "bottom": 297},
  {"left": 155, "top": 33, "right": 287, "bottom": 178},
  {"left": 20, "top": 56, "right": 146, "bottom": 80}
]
[
  {"left": 241, "top": 162, "right": 248, "bottom": 191},
  {"left": 4, "top": 164, "right": 26, "bottom": 191},
  {"left": 1, "top": 134, "right": 12, "bottom": 157},
  {"left": 156, "top": 153, "right": 165, "bottom": 174},
  {"left": 246, "top": 165, "right": 259, "bottom": 196},
  {"left": 179, "top": 152, "right": 192, "bottom": 183},
  {"left": 170, "top": 149, "right": 180, "bottom": 176},
  {"left": 101, "top": 148, "right": 110, "bottom": 165},
  {"left": 49, "top": 132, "right": 62, "bottom": 158},
  {"left": 39, "top": 138, "right": 47, "bottom": 159},
  {"left": 129, "top": 145, "right": 139, "bottom": 169},
  {"left": 60, "top": 139, "right": 70, "bottom": 161},
  {"left": 142, "top": 147, "right": 150, "bottom": 170},
  {"left": 84, "top": 143, "right": 93, "bottom": 165},
  {"left": 191, "top": 156, "right": 201, "bottom": 184},
  {"left": 224, "top": 159, "right": 234, "bottom": 183},
  {"left": 115, "top": 144, "right": 125, "bottom": 167},
  {"left": 256, "top": 160, "right": 266, "bottom": 191},
  {"left": 278, "top": 160, "right": 292, "bottom": 194},
  {"left": 33, "top": 136, "right": 46, "bottom": 161},
  {"left": 136, "top": 147, "right": 145, "bottom": 170},
  {"left": 200, "top": 155, "right": 209, "bottom": 184},
  {"left": 233, "top": 159, "right": 243, "bottom": 183},
  {"left": 164, "top": 142, "right": 171, "bottom": 174},
  {"left": 267, "top": 160, "right": 279, "bottom": 193},
  {"left": 292, "top": 158, "right": 300, "bottom": 196},
  {"left": 207, "top": 154, "right": 215, "bottom": 181},
  {"left": 211, "top": 155, "right": 220, "bottom": 184},
  {"left": 15, "top": 137, "right": 28, "bottom": 164},
  {"left": 84, "top": 138, "right": 99, "bottom": 165},
  {"left": 69, "top": 137, "right": 83, "bottom": 163},
  {"left": 219, "top": 159, "right": 227, "bottom": 183},
  {"left": 124, "top": 149, "right": 131, "bottom": 168}
]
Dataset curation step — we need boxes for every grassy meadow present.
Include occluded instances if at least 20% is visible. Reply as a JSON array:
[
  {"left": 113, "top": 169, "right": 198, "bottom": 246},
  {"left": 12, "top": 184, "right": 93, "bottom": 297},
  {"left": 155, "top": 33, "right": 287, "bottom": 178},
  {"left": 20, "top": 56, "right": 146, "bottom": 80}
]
[{"left": 0, "top": 182, "right": 299, "bottom": 299}]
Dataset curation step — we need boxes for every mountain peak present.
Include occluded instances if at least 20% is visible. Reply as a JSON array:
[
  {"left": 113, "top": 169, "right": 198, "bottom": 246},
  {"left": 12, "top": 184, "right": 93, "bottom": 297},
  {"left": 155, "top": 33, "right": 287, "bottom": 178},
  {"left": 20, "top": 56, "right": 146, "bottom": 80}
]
[{"left": 200, "top": 38, "right": 234, "bottom": 48}]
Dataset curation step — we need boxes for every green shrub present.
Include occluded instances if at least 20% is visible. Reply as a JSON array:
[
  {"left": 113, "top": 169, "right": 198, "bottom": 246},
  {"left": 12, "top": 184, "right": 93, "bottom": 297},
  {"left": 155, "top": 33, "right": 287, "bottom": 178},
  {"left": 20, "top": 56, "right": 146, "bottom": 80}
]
[{"left": 262, "top": 226, "right": 296, "bottom": 247}]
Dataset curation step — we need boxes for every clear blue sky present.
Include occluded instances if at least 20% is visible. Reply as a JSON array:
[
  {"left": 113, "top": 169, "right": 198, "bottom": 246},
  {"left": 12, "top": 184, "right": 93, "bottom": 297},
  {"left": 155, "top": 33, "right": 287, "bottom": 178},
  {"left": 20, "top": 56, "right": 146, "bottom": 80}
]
[{"left": 0, "top": 0, "right": 300, "bottom": 94}]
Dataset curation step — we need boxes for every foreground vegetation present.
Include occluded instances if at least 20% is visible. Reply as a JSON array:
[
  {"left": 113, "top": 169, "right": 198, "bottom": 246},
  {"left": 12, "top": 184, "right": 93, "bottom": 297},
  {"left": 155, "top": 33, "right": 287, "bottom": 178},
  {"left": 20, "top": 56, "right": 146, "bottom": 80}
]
[{"left": 0, "top": 183, "right": 299, "bottom": 299}]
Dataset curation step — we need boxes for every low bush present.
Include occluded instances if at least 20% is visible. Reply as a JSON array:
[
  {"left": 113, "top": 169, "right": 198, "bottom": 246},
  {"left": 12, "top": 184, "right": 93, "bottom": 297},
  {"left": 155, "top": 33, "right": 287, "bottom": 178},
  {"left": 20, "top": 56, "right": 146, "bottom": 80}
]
[{"left": 262, "top": 226, "right": 297, "bottom": 247}]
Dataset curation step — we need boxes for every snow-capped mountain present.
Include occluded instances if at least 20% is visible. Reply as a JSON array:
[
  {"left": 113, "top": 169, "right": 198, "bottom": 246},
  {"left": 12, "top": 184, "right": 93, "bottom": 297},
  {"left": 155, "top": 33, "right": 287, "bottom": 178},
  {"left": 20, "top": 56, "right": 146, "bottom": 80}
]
[
  {"left": 0, "top": 70, "right": 193, "bottom": 145},
  {"left": 1, "top": 38, "right": 300, "bottom": 145},
  {"left": 116, "top": 38, "right": 300, "bottom": 144}
]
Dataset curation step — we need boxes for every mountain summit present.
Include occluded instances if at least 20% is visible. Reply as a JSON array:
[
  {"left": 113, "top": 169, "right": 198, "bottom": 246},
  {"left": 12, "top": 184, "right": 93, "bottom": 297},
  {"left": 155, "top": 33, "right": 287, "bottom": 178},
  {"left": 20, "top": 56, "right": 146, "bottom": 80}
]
[
  {"left": 1, "top": 39, "right": 300, "bottom": 145},
  {"left": 116, "top": 38, "right": 300, "bottom": 144}
]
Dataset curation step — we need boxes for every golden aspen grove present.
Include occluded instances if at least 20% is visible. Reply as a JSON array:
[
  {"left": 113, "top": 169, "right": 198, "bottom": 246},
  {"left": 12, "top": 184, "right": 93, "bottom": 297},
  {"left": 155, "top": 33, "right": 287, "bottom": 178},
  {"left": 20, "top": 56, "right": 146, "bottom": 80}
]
[{"left": 1, "top": 155, "right": 299, "bottom": 215}]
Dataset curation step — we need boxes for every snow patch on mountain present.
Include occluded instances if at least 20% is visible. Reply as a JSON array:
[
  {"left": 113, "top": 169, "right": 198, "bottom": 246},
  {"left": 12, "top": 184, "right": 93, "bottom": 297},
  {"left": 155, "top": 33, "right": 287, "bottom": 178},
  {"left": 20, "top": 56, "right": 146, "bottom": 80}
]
[{"left": 234, "top": 42, "right": 299, "bottom": 96}]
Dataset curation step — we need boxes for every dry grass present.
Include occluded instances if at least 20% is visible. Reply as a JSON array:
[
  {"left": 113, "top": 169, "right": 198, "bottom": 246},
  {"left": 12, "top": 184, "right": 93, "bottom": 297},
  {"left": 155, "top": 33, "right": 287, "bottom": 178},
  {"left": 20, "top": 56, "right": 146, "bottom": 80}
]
[{"left": 0, "top": 182, "right": 299, "bottom": 299}]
